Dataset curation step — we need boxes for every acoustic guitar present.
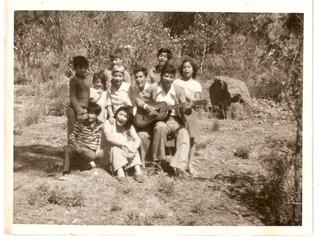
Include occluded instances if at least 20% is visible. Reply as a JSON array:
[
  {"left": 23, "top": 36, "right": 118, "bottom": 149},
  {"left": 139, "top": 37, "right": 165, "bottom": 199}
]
[{"left": 134, "top": 100, "right": 207, "bottom": 128}]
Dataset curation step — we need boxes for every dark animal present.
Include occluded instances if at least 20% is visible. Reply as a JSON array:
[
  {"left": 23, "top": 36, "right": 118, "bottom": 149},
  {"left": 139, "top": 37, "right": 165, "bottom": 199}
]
[{"left": 209, "top": 79, "right": 231, "bottom": 119}]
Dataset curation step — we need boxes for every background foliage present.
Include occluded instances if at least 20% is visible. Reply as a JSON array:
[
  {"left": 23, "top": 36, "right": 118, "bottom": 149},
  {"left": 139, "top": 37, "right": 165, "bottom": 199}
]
[{"left": 14, "top": 11, "right": 303, "bottom": 225}]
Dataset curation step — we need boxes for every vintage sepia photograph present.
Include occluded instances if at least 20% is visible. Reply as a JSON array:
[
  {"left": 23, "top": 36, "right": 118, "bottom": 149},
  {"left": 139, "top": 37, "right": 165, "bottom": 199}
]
[{"left": 4, "top": 0, "right": 313, "bottom": 236}]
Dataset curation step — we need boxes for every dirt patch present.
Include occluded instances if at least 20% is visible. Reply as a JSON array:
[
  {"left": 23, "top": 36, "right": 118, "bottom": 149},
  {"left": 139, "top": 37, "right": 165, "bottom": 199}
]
[{"left": 13, "top": 96, "right": 296, "bottom": 226}]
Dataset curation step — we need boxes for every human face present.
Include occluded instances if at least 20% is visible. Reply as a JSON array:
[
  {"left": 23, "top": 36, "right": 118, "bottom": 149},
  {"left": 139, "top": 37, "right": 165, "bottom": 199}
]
[
  {"left": 182, "top": 62, "right": 194, "bottom": 80},
  {"left": 158, "top": 52, "right": 168, "bottom": 67},
  {"left": 93, "top": 78, "right": 103, "bottom": 90},
  {"left": 75, "top": 66, "right": 89, "bottom": 77},
  {"left": 112, "top": 72, "right": 124, "bottom": 88},
  {"left": 87, "top": 111, "right": 98, "bottom": 124},
  {"left": 161, "top": 72, "right": 175, "bottom": 91},
  {"left": 135, "top": 71, "right": 146, "bottom": 91},
  {"left": 112, "top": 57, "right": 123, "bottom": 66},
  {"left": 116, "top": 110, "right": 128, "bottom": 127}
]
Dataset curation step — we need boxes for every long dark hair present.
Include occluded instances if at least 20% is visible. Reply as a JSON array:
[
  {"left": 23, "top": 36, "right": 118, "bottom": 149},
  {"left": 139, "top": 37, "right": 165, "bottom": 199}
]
[
  {"left": 114, "top": 105, "right": 133, "bottom": 129},
  {"left": 179, "top": 58, "right": 198, "bottom": 79}
]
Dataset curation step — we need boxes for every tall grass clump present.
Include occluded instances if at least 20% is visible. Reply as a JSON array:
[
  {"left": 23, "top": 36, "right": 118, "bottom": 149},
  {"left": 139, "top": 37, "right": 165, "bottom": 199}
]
[
  {"left": 226, "top": 102, "right": 248, "bottom": 120},
  {"left": 210, "top": 120, "right": 220, "bottom": 132},
  {"left": 234, "top": 146, "right": 250, "bottom": 159},
  {"left": 28, "top": 183, "right": 84, "bottom": 207},
  {"left": 23, "top": 101, "right": 47, "bottom": 126},
  {"left": 225, "top": 148, "right": 298, "bottom": 225},
  {"left": 157, "top": 173, "right": 175, "bottom": 197},
  {"left": 22, "top": 81, "right": 48, "bottom": 126},
  {"left": 47, "top": 81, "right": 69, "bottom": 116}
]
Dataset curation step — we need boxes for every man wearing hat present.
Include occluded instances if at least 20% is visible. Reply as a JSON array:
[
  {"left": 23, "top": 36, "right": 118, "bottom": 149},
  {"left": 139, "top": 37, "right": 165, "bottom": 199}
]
[
  {"left": 106, "top": 65, "right": 133, "bottom": 125},
  {"left": 103, "top": 48, "right": 131, "bottom": 90}
]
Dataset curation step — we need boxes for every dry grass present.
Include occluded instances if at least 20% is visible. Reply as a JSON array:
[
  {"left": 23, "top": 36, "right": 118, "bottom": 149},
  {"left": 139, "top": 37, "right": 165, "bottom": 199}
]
[
  {"left": 13, "top": 97, "right": 297, "bottom": 226},
  {"left": 227, "top": 102, "right": 248, "bottom": 120}
]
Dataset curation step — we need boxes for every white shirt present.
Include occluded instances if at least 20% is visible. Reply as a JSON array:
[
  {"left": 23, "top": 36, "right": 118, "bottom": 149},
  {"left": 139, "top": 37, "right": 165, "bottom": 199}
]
[
  {"left": 155, "top": 84, "right": 178, "bottom": 116},
  {"left": 107, "top": 82, "right": 132, "bottom": 113},
  {"left": 132, "top": 82, "right": 150, "bottom": 116},
  {"left": 90, "top": 88, "right": 108, "bottom": 122},
  {"left": 173, "top": 78, "right": 202, "bottom": 101}
]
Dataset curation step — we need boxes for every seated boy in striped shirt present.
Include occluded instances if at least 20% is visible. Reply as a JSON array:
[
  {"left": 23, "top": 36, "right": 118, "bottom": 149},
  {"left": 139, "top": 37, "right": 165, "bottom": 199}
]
[{"left": 63, "top": 102, "right": 103, "bottom": 174}]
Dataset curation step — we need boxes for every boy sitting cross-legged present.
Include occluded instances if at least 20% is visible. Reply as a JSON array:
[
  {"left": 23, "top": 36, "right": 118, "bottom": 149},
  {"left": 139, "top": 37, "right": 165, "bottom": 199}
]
[{"left": 63, "top": 102, "right": 103, "bottom": 174}]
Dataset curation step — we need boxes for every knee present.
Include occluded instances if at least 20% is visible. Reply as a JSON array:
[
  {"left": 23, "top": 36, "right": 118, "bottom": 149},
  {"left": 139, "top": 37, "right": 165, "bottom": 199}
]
[
  {"left": 138, "top": 131, "right": 150, "bottom": 140},
  {"left": 177, "top": 128, "right": 190, "bottom": 142},
  {"left": 154, "top": 121, "right": 167, "bottom": 132},
  {"left": 64, "top": 145, "right": 73, "bottom": 152},
  {"left": 179, "top": 128, "right": 189, "bottom": 137}
]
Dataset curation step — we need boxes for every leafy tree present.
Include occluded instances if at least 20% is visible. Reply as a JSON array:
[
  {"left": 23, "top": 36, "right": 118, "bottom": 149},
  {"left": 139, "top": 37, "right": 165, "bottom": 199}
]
[{"left": 251, "top": 13, "right": 303, "bottom": 225}]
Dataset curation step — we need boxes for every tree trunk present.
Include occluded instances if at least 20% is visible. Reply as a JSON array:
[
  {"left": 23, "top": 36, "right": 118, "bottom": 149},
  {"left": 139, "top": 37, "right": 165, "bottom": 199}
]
[
  {"left": 200, "top": 43, "right": 206, "bottom": 73},
  {"left": 293, "top": 127, "right": 302, "bottom": 225}
]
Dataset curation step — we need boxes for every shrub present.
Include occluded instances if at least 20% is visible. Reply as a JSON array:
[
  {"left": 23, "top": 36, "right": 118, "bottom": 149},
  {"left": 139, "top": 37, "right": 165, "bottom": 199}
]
[
  {"left": 23, "top": 101, "right": 46, "bottom": 126},
  {"left": 46, "top": 186, "right": 84, "bottom": 207},
  {"left": 157, "top": 175, "right": 175, "bottom": 197},
  {"left": 46, "top": 162, "right": 63, "bottom": 176},
  {"left": 29, "top": 183, "right": 84, "bottom": 207},
  {"left": 210, "top": 120, "right": 220, "bottom": 132},
  {"left": 195, "top": 142, "right": 207, "bottom": 151},
  {"left": 125, "top": 210, "right": 152, "bottom": 226},
  {"left": 191, "top": 201, "right": 206, "bottom": 215},
  {"left": 234, "top": 146, "right": 250, "bottom": 159},
  {"left": 48, "top": 97, "right": 69, "bottom": 116},
  {"left": 225, "top": 149, "right": 298, "bottom": 225},
  {"left": 250, "top": 74, "right": 283, "bottom": 102},
  {"left": 227, "top": 102, "right": 248, "bottom": 120},
  {"left": 47, "top": 81, "right": 69, "bottom": 116}
]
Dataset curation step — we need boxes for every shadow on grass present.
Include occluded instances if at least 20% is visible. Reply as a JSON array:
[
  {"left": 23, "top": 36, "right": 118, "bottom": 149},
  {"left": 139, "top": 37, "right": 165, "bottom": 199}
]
[{"left": 14, "top": 144, "right": 65, "bottom": 173}]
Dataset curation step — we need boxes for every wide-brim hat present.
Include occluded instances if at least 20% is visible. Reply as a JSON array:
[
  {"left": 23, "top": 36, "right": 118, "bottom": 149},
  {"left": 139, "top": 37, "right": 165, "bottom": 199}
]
[{"left": 112, "top": 65, "right": 125, "bottom": 75}]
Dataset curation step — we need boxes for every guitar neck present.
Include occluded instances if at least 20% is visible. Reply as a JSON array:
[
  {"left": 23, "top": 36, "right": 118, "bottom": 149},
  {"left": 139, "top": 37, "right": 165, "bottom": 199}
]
[
  {"left": 160, "top": 103, "right": 184, "bottom": 112},
  {"left": 158, "top": 100, "right": 206, "bottom": 112}
]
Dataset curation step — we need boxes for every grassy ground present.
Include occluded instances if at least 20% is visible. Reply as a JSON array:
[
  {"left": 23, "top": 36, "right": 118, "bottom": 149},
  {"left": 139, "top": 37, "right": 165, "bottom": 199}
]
[{"left": 13, "top": 90, "right": 297, "bottom": 226}]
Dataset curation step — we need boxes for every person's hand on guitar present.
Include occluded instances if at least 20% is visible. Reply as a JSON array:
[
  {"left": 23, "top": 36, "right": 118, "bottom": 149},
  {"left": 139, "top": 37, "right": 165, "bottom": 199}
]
[
  {"left": 182, "top": 101, "right": 192, "bottom": 115},
  {"left": 144, "top": 104, "right": 158, "bottom": 117}
]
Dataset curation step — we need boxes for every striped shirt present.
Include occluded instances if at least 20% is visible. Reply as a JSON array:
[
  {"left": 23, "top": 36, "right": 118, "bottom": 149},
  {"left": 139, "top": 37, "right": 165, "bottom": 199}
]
[{"left": 69, "top": 120, "right": 103, "bottom": 151}]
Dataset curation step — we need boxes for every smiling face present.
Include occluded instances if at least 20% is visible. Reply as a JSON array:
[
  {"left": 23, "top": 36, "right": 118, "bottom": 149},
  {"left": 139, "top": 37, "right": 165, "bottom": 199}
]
[
  {"left": 182, "top": 61, "right": 194, "bottom": 80},
  {"left": 158, "top": 52, "right": 168, "bottom": 67},
  {"left": 93, "top": 78, "right": 103, "bottom": 90},
  {"left": 135, "top": 71, "right": 146, "bottom": 91},
  {"left": 112, "top": 72, "right": 124, "bottom": 88},
  {"left": 75, "top": 66, "right": 89, "bottom": 77},
  {"left": 116, "top": 110, "right": 128, "bottom": 127},
  {"left": 87, "top": 111, "right": 98, "bottom": 124},
  {"left": 161, "top": 72, "right": 175, "bottom": 92}
]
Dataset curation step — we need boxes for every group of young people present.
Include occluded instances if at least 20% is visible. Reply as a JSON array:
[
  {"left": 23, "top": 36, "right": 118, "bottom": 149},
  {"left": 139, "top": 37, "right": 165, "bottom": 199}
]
[{"left": 63, "top": 48, "right": 203, "bottom": 184}]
